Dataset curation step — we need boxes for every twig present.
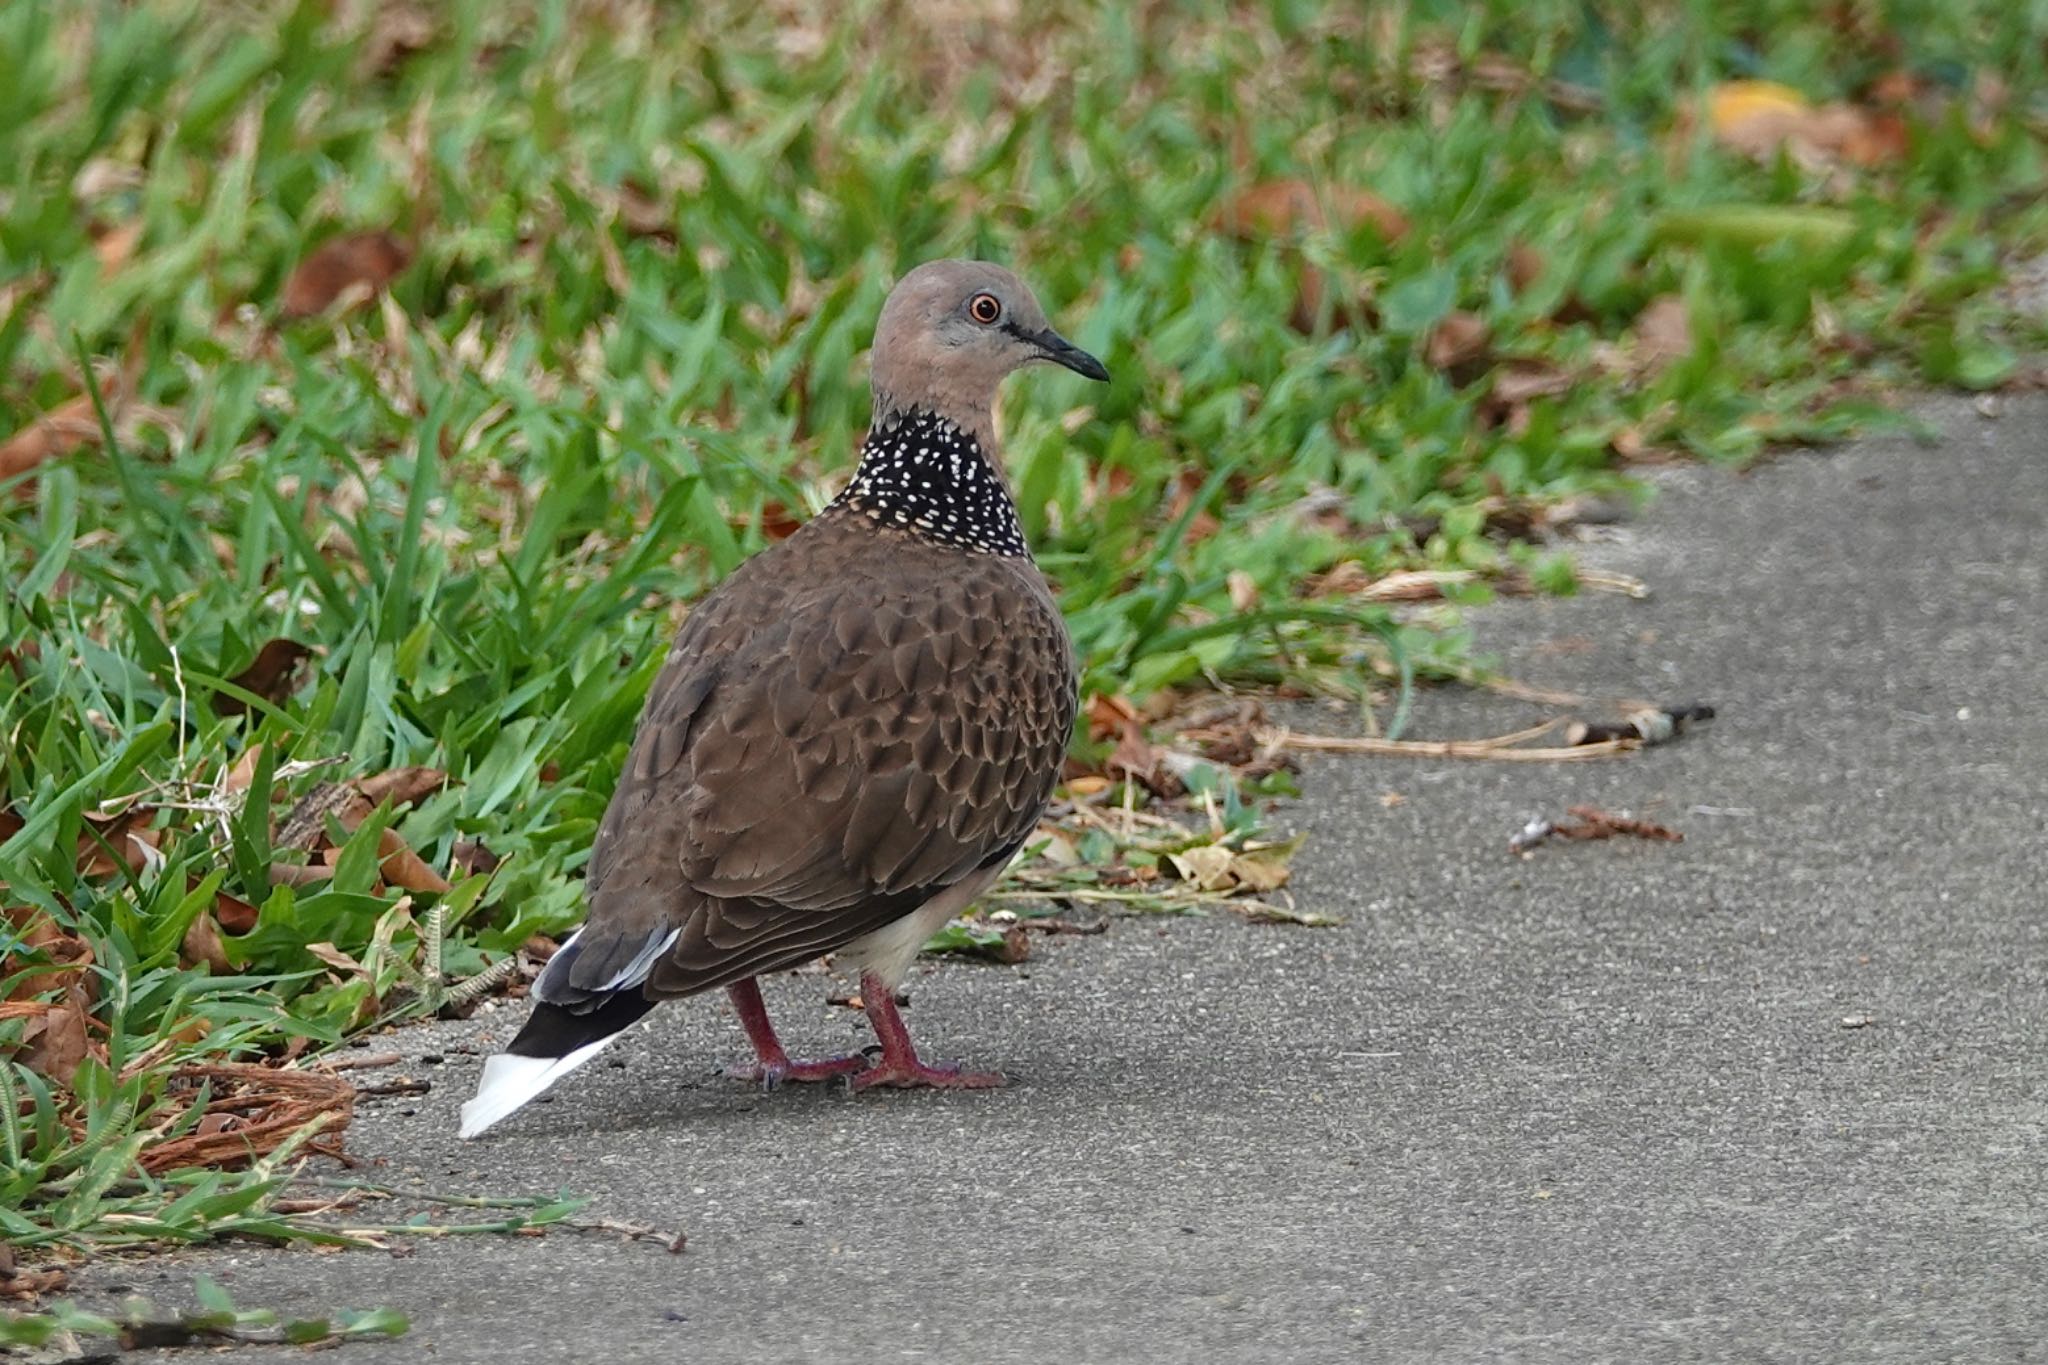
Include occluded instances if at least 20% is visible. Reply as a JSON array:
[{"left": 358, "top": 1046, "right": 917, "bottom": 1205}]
[
  {"left": 561, "top": 1217, "right": 688, "bottom": 1253},
  {"left": 1257, "top": 721, "right": 1638, "bottom": 762},
  {"left": 314, "top": 1052, "right": 402, "bottom": 1073}
]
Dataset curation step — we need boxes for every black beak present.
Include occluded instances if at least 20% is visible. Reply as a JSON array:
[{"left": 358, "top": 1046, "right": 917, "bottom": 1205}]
[{"left": 1032, "top": 327, "right": 1110, "bottom": 383}]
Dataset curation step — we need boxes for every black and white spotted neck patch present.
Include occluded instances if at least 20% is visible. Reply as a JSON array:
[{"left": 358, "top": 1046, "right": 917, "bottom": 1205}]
[{"left": 830, "top": 407, "right": 1029, "bottom": 557}]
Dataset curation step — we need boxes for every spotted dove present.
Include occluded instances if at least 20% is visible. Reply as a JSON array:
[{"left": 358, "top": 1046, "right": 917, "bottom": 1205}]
[{"left": 461, "top": 261, "right": 1108, "bottom": 1137}]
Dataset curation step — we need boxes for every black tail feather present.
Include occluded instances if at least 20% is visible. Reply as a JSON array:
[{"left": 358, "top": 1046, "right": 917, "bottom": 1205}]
[{"left": 507, "top": 992, "right": 658, "bottom": 1060}]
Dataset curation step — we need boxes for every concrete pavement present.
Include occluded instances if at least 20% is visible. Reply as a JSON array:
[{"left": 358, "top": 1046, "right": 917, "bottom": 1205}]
[{"left": 78, "top": 394, "right": 2048, "bottom": 1362}]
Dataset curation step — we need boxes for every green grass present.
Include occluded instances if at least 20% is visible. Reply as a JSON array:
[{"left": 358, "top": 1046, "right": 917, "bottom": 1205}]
[{"left": 3, "top": 0, "right": 2046, "bottom": 1259}]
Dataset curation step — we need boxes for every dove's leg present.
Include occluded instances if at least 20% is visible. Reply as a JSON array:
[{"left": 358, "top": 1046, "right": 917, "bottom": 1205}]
[
  {"left": 851, "top": 971, "right": 1005, "bottom": 1091},
  {"left": 725, "top": 978, "right": 865, "bottom": 1087}
]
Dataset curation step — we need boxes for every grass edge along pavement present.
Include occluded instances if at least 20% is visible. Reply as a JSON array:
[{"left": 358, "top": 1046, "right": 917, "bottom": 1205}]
[{"left": 4, "top": 0, "right": 2048, "bottom": 1335}]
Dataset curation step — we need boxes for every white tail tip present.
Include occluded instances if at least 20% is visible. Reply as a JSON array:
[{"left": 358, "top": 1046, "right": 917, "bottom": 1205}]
[{"left": 458, "top": 1037, "right": 614, "bottom": 1140}]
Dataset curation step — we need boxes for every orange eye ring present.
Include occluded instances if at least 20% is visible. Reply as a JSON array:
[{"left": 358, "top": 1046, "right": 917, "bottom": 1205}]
[{"left": 968, "top": 293, "right": 1002, "bottom": 325}]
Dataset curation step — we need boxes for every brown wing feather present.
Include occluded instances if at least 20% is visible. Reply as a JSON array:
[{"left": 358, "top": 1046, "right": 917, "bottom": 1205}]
[{"left": 574, "top": 513, "right": 1075, "bottom": 1002}]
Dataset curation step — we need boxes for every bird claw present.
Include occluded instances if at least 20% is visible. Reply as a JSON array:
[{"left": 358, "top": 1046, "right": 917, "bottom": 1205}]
[
  {"left": 849, "top": 1060, "right": 1006, "bottom": 1092},
  {"left": 726, "top": 1054, "right": 867, "bottom": 1090}
]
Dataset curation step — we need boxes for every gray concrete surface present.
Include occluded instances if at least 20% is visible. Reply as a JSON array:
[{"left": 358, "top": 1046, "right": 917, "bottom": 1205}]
[{"left": 76, "top": 395, "right": 2048, "bottom": 1362}]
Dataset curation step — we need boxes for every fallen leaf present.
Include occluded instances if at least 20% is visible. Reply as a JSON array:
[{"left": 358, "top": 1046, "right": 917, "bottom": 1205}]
[
  {"left": 280, "top": 230, "right": 412, "bottom": 319},
  {"left": 19, "top": 993, "right": 93, "bottom": 1084},
  {"left": 1505, "top": 242, "right": 1546, "bottom": 294},
  {"left": 1230, "top": 853, "right": 1292, "bottom": 894},
  {"left": 451, "top": 837, "right": 501, "bottom": 876},
  {"left": 752, "top": 500, "right": 803, "bottom": 542},
  {"left": 1480, "top": 359, "right": 1577, "bottom": 431},
  {"left": 214, "top": 887, "right": 260, "bottom": 935},
  {"left": 1226, "top": 570, "right": 1259, "bottom": 613},
  {"left": 1631, "top": 294, "right": 1693, "bottom": 376},
  {"left": 355, "top": 766, "right": 447, "bottom": 809},
  {"left": 214, "top": 638, "right": 315, "bottom": 717},
  {"left": 375, "top": 827, "right": 451, "bottom": 894},
  {"left": 1424, "top": 310, "right": 1493, "bottom": 384},
  {"left": 1084, "top": 693, "right": 1141, "bottom": 743},
  {"left": 93, "top": 220, "right": 144, "bottom": 275},
  {"left": 1164, "top": 468, "right": 1222, "bottom": 545},
  {"left": 2, "top": 907, "right": 96, "bottom": 1006},
  {"left": 616, "top": 178, "right": 675, "bottom": 242},
  {"left": 1, "top": 389, "right": 112, "bottom": 481},
  {"left": 75, "top": 808, "right": 161, "bottom": 878},
  {"left": 1705, "top": 80, "right": 1907, "bottom": 170},
  {"left": 1167, "top": 844, "right": 1236, "bottom": 892},
  {"left": 1214, "top": 179, "right": 1409, "bottom": 334},
  {"left": 306, "top": 942, "right": 367, "bottom": 977},
  {"left": 1214, "top": 180, "right": 1410, "bottom": 243},
  {"left": 181, "top": 914, "right": 232, "bottom": 974},
  {"left": 1107, "top": 722, "right": 1186, "bottom": 800}
]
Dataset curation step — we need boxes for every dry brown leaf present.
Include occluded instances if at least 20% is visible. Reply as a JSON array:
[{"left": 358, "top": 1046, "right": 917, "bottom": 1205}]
[
  {"left": 1214, "top": 180, "right": 1409, "bottom": 242},
  {"left": 1083, "top": 693, "right": 1140, "bottom": 743},
  {"left": 451, "top": 837, "right": 501, "bottom": 877},
  {"left": 93, "top": 220, "right": 144, "bottom": 275},
  {"left": 1164, "top": 468, "right": 1222, "bottom": 545},
  {"left": 1214, "top": 180, "right": 1409, "bottom": 335},
  {"left": 18, "top": 993, "right": 93, "bottom": 1083},
  {"left": 2, "top": 907, "right": 97, "bottom": 1013},
  {"left": 1, "top": 391, "right": 111, "bottom": 481},
  {"left": 214, "top": 886, "right": 260, "bottom": 935},
  {"left": 1230, "top": 853, "right": 1292, "bottom": 894},
  {"left": 1106, "top": 721, "right": 1185, "bottom": 800},
  {"left": 1632, "top": 294, "right": 1694, "bottom": 376},
  {"left": 280, "top": 230, "right": 412, "bottom": 319},
  {"left": 269, "top": 862, "right": 334, "bottom": 888},
  {"left": 750, "top": 500, "right": 804, "bottom": 542},
  {"left": 181, "top": 914, "right": 232, "bottom": 974},
  {"left": 1424, "top": 310, "right": 1493, "bottom": 385},
  {"left": 375, "top": 827, "right": 452, "bottom": 894},
  {"left": 305, "top": 941, "right": 367, "bottom": 977},
  {"left": 75, "top": 809, "right": 160, "bottom": 878},
  {"left": 1480, "top": 360, "right": 1577, "bottom": 432},
  {"left": 355, "top": 766, "right": 447, "bottom": 809},
  {"left": 215, "top": 638, "right": 315, "bottom": 717},
  {"left": 1506, "top": 242, "right": 1546, "bottom": 294},
  {"left": 617, "top": 178, "right": 675, "bottom": 242}
]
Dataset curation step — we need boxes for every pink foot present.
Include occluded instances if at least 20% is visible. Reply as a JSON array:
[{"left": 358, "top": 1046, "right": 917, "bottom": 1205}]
[
  {"left": 848, "top": 971, "right": 1005, "bottom": 1093},
  {"left": 725, "top": 978, "right": 865, "bottom": 1090},
  {"left": 727, "top": 1054, "right": 867, "bottom": 1087},
  {"left": 851, "top": 1059, "right": 1005, "bottom": 1091}
]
